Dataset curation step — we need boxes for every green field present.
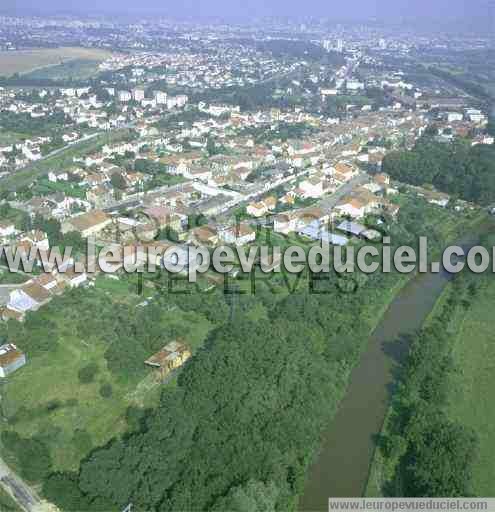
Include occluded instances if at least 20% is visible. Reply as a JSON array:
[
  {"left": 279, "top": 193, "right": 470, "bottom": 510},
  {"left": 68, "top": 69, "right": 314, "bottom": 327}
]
[
  {"left": 0, "top": 277, "right": 212, "bottom": 474},
  {"left": 0, "top": 47, "right": 112, "bottom": 77},
  {"left": 1, "top": 337, "right": 139, "bottom": 472},
  {"left": 24, "top": 59, "right": 104, "bottom": 81},
  {"left": 445, "top": 277, "right": 495, "bottom": 495},
  {"left": 32, "top": 176, "right": 87, "bottom": 199}
]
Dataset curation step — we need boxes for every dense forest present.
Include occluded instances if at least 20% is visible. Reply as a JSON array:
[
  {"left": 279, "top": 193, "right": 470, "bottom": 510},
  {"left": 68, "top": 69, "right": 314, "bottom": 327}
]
[
  {"left": 382, "top": 138, "right": 495, "bottom": 205},
  {"left": 253, "top": 40, "right": 345, "bottom": 66},
  {"left": 224, "top": 39, "right": 345, "bottom": 67}
]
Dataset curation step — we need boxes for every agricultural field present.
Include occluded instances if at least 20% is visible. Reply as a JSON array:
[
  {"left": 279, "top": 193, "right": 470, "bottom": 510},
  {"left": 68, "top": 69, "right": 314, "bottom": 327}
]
[{"left": 0, "top": 47, "right": 112, "bottom": 78}]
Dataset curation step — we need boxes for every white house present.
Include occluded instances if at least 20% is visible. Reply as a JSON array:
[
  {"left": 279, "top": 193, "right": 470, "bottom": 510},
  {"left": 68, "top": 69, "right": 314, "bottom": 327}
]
[
  {"left": 219, "top": 224, "right": 256, "bottom": 246},
  {"left": 0, "top": 221, "right": 16, "bottom": 238},
  {"left": 299, "top": 178, "right": 326, "bottom": 199},
  {"left": 61, "top": 267, "right": 88, "bottom": 288},
  {"left": 8, "top": 281, "right": 51, "bottom": 313},
  {"left": 48, "top": 171, "right": 69, "bottom": 183},
  {"left": 335, "top": 198, "right": 368, "bottom": 219},
  {"left": 247, "top": 202, "right": 268, "bottom": 218}
]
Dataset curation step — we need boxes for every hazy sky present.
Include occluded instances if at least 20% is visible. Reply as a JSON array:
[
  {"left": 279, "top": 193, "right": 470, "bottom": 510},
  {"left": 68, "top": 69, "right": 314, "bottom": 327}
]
[{"left": 4, "top": 0, "right": 492, "bottom": 22}]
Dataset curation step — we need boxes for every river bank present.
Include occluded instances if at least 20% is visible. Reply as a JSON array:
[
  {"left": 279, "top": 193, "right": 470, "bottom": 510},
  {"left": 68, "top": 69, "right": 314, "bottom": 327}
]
[
  {"left": 299, "top": 215, "right": 493, "bottom": 510},
  {"left": 366, "top": 265, "right": 495, "bottom": 497}
]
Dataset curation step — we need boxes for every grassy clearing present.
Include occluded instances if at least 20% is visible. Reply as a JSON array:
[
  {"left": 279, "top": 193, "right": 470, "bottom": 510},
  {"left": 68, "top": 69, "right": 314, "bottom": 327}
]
[
  {"left": 446, "top": 278, "right": 495, "bottom": 496},
  {"left": 1, "top": 338, "right": 138, "bottom": 471},
  {"left": 0, "top": 280, "right": 212, "bottom": 474},
  {"left": 0, "top": 47, "right": 112, "bottom": 77},
  {"left": 32, "top": 177, "right": 87, "bottom": 199}
]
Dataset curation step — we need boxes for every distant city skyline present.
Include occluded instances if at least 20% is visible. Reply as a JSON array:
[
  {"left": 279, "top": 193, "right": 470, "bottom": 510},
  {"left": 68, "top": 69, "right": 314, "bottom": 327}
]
[{"left": 3, "top": 0, "right": 491, "bottom": 24}]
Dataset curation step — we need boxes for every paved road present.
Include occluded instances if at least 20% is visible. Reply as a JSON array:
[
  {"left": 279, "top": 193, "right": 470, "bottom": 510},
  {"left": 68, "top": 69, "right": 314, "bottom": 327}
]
[{"left": 0, "top": 458, "right": 43, "bottom": 512}]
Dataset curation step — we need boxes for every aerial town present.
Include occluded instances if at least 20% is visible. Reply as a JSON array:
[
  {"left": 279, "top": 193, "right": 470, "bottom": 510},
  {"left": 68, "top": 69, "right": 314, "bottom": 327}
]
[{"left": 0, "top": 9, "right": 494, "bottom": 512}]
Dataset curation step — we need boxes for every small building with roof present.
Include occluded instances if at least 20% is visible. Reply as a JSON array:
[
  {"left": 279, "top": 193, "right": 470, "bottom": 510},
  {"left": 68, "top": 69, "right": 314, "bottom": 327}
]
[
  {"left": 145, "top": 340, "right": 192, "bottom": 381},
  {"left": 0, "top": 343, "right": 26, "bottom": 378}
]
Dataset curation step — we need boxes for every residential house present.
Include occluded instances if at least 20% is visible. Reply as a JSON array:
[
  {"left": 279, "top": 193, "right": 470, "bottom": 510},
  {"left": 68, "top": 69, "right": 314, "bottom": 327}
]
[
  {"left": 246, "top": 196, "right": 277, "bottom": 218},
  {"left": 145, "top": 340, "right": 192, "bottom": 381},
  {"left": 426, "top": 190, "right": 450, "bottom": 208},
  {"left": 143, "top": 206, "right": 188, "bottom": 234},
  {"left": 333, "top": 162, "right": 358, "bottom": 183},
  {"left": 86, "top": 186, "right": 114, "bottom": 208},
  {"left": 296, "top": 207, "right": 331, "bottom": 230},
  {"left": 8, "top": 281, "right": 52, "bottom": 314},
  {"left": 188, "top": 226, "right": 219, "bottom": 247},
  {"left": 335, "top": 188, "right": 383, "bottom": 219},
  {"left": 0, "top": 344, "right": 26, "bottom": 378},
  {"left": 298, "top": 177, "right": 333, "bottom": 199},
  {"left": 274, "top": 212, "right": 300, "bottom": 235},
  {"left": 219, "top": 224, "right": 256, "bottom": 246},
  {"left": 374, "top": 173, "right": 390, "bottom": 187},
  {"left": 335, "top": 197, "right": 369, "bottom": 219},
  {"left": 247, "top": 201, "right": 268, "bottom": 218},
  {"left": 61, "top": 210, "right": 112, "bottom": 237},
  {"left": 274, "top": 207, "right": 329, "bottom": 235},
  {"left": 60, "top": 266, "right": 88, "bottom": 288},
  {"left": 287, "top": 141, "right": 318, "bottom": 157}
]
